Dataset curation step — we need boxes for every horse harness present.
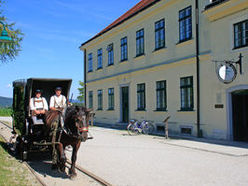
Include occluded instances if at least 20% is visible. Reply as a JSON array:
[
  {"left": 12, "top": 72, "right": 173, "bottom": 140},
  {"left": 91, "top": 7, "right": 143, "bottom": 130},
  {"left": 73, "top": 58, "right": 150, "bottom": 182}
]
[
  {"left": 52, "top": 95, "right": 65, "bottom": 109},
  {"left": 32, "top": 98, "right": 45, "bottom": 116},
  {"left": 33, "top": 97, "right": 45, "bottom": 110}
]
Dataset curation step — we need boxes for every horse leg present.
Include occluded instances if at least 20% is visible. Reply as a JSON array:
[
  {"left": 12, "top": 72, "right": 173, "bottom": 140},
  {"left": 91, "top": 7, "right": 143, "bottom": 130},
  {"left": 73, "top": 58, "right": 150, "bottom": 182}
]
[
  {"left": 69, "top": 147, "right": 77, "bottom": 177},
  {"left": 57, "top": 143, "right": 66, "bottom": 173},
  {"left": 51, "top": 145, "right": 58, "bottom": 170},
  {"left": 51, "top": 118, "right": 59, "bottom": 170},
  {"left": 69, "top": 141, "right": 81, "bottom": 177}
]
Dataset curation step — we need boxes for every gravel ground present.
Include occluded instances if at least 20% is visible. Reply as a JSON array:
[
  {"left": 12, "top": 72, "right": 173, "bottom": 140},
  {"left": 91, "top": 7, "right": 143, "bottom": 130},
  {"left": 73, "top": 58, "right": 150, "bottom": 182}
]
[{"left": 68, "top": 127, "right": 248, "bottom": 186}]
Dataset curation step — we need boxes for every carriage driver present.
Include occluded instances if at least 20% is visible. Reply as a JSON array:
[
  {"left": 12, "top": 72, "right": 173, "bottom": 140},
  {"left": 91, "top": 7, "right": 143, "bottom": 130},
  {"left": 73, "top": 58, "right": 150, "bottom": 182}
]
[
  {"left": 29, "top": 89, "right": 48, "bottom": 124},
  {"left": 49, "top": 87, "right": 67, "bottom": 113}
]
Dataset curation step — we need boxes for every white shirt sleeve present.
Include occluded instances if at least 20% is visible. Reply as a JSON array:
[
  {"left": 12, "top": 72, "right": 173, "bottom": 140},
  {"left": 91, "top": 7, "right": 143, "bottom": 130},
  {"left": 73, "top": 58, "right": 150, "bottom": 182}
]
[
  {"left": 43, "top": 97, "right": 48, "bottom": 110},
  {"left": 50, "top": 96, "right": 54, "bottom": 108},
  {"left": 62, "top": 95, "right": 67, "bottom": 108},
  {"left": 29, "top": 98, "right": 35, "bottom": 110}
]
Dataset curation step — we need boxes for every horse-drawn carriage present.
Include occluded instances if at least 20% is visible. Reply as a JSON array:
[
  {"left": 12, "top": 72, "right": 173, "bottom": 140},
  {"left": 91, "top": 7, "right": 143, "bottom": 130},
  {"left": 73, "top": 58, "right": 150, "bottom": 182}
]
[{"left": 11, "top": 78, "right": 91, "bottom": 176}]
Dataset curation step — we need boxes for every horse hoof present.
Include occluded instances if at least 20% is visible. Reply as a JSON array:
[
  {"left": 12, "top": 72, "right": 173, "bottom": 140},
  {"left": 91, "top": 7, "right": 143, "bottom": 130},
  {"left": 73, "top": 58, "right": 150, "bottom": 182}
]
[
  {"left": 69, "top": 169, "right": 77, "bottom": 177},
  {"left": 69, "top": 173, "right": 77, "bottom": 179}
]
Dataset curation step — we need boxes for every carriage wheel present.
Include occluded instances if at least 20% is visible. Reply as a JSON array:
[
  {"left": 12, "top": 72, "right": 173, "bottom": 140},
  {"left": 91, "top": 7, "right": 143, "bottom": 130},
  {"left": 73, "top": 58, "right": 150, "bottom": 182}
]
[{"left": 16, "top": 136, "right": 28, "bottom": 161}]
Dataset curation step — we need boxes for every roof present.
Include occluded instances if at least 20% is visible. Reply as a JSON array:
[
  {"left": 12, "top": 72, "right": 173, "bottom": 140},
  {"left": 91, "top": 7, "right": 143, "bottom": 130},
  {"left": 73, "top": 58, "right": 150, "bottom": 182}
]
[
  {"left": 80, "top": 0, "right": 160, "bottom": 48},
  {"left": 12, "top": 78, "right": 73, "bottom": 88},
  {"left": 13, "top": 79, "right": 26, "bottom": 87}
]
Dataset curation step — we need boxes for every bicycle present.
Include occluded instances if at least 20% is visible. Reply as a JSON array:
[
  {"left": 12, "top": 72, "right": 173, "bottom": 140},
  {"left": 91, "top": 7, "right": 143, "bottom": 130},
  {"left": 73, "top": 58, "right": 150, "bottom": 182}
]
[
  {"left": 142, "top": 120, "right": 155, "bottom": 135},
  {"left": 127, "top": 119, "right": 155, "bottom": 135}
]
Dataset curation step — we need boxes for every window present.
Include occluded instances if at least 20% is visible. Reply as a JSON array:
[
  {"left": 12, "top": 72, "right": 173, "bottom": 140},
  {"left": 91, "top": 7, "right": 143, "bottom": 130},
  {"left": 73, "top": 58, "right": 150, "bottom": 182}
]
[
  {"left": 88, "top": 91, "right": 93, "bottom": 109},
  {"left": 180, "top": 76, "right": 194, "bottom": 111},
  {"left": 107, "top": 43, "right": 114, "bottom": 66},
  {"left": 120, "top": 37, "right": 128, "bottom": 61},
  {"left": 181, "top": 127, "right": 192, "bottom": 135},
  {"left": 136, "top": 29, "right": 144, "bottom": 56},
  {"left": 205, "top": 0, "right": 229, "bottom": 10},
  {"left": 108, "top": 88, "right": 114, "bottom": 110},
  {"left": 137, "top": 83, "right": 146, "bottom": 110},
  {"left": 155, "top": 19, "right": 165, "bottom": 50},
  {"left": 88, "top": 53, "right": 93, "bottom": 72},
  {"left": 156, "top": 80, "right": 167, "bottom": 111},
  {"left": 179, "top": 6, "right": 192, "bottom": 42},
  {"left": 97, "top": 48, "right": 103, "bottom": 69},
  {"left": 97, "top": 90, "right": 103, "bottom": 110},
  {"left": 234, "top": 20, "right": 248, "bottom": 49}
]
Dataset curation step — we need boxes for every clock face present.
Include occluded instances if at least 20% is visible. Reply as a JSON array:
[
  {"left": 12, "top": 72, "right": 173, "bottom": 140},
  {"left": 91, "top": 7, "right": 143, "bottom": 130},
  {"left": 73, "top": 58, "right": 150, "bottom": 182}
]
[{"left": 217, "top": 64, "right": 237, "bottom": 84}]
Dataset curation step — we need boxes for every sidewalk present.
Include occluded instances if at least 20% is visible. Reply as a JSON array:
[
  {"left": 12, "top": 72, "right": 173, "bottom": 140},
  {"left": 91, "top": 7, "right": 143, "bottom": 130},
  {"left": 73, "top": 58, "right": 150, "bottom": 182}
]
[
  {"left": 92, "top": 122, "right": 248, "bottom": 157},
  {"left": 76, "top": 126, "right": 248, "bottom": 186},
  {"left": 160, "top": 137, "right": 248, "bottom": 157},
  {"left": 0, "top": 116, "right": 12, "bottom": 123}
]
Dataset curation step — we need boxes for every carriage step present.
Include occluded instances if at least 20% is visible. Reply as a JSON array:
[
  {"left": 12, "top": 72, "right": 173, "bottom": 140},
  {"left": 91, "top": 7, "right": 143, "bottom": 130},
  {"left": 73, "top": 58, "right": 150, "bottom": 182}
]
[{"left": 33, "top": 142, "right": 61, "bottom": 146}]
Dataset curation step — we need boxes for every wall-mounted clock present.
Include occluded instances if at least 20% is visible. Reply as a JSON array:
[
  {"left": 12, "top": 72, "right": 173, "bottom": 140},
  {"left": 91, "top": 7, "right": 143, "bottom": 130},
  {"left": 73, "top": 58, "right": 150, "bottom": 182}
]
[{"left": 217, "top": 63, "right": 237, "bottom": 84}]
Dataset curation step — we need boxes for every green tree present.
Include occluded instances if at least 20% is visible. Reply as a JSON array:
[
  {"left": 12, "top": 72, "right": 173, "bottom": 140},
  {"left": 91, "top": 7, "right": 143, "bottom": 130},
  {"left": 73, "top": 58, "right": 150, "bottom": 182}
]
[
  {"left": 77, "top": 81, "right": 85, "bottom": 104},
  {"left": 0, "top": 1, "right": 24, "bottom": 63}
]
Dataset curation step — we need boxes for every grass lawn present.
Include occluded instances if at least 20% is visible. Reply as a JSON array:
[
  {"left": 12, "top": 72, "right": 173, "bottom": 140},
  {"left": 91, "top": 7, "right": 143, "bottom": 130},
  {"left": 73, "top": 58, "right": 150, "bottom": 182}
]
[
  {"left": 0, "top": 108, "right": 12, "bottom": 117},
  {"left": 0, "top": 136, "right": 41, "bottom": 186}
]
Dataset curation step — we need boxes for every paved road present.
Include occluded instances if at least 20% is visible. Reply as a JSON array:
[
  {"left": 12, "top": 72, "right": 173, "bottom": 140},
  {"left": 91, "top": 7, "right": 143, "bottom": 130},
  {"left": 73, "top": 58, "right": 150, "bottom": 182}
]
[
  {"left": 0, "top": 116, "right": 12, "bottom": 123},
  {"left": 67, "top": 127, "right": 248, "bottom": 186},
  {"left": 1, "top": 116, "right": 248, "bottom": 186}
]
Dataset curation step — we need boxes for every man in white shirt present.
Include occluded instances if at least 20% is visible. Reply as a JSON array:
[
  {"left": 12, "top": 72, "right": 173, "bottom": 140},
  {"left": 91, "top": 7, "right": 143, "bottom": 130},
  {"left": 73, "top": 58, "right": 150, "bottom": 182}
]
[
  {"left": 49, "top": 87, "right": 67, "bottom": 168},
  {"left": 29, "top": 89, "right": 48, "bottom": 124},
  {"left": 49, "top": 87, "right": 67, "bottom": 112}
]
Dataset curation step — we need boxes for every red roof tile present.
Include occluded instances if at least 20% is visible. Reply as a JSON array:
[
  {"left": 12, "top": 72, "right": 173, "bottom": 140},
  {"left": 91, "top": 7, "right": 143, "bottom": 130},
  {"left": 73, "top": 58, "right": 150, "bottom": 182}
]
[{"left": 81, "top": 0, "right": 160, "bottom": 47}]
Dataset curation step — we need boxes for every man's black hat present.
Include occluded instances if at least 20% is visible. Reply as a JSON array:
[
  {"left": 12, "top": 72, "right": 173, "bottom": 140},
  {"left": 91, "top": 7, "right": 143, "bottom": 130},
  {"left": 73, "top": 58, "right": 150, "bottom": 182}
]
[
  {"left": 55, "top": 87, "right": 62, "bottom": 91},
  {"left": 35, "top": 89, "right": 42, "bottom": 93}
]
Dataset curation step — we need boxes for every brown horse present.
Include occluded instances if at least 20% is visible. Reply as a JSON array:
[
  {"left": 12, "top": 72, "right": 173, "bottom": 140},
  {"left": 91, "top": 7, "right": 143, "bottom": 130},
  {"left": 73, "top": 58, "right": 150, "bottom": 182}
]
[{"left": 45, "top": 106, "right": 92, "bottom": 178}]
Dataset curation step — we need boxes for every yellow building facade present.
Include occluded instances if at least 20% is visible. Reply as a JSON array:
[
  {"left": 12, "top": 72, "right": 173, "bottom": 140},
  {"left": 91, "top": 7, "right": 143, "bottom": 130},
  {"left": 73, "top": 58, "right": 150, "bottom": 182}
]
[{"left": 80, "top": 0, "right": 248, "bottom": 141}]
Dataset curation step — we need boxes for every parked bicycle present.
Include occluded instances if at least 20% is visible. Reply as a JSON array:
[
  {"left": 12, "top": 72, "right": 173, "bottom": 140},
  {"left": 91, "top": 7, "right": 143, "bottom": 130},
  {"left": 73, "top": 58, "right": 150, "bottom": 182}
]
[{"left": 127, "top": 119, "right": 155, "bottom": 135}]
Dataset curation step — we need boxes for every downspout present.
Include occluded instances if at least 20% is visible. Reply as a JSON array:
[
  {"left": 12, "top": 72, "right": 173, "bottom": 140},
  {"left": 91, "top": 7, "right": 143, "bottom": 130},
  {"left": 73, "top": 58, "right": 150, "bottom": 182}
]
[
  {"left": 84, "top": 49, "right": 87, "bottom": 107},
  {"left": 195, "top": 0, "right": 201, "bottom": 137}
]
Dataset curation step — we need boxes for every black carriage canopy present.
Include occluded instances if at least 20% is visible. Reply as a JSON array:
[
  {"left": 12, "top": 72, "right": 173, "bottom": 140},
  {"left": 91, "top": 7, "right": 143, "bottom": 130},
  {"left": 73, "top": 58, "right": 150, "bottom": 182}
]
[{"left": 13, "top": 78, "right": 72, "bottom": 118}]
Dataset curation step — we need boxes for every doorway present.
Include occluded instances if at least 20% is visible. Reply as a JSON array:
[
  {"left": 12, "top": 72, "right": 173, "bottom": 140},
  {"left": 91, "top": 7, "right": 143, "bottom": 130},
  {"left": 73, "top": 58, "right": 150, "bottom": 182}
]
[
  {"left": 232, "top": 90, "right": 248, "bottom": 141},
  {"left": 121, "top": 86, "right": 129, "bottom": 123}
]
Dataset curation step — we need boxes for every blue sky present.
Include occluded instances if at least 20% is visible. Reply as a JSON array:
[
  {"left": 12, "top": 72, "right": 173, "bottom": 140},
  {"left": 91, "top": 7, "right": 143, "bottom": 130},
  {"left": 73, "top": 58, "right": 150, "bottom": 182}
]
[{"left": 0, "top": 0, "right": 140, "bottom": 98}]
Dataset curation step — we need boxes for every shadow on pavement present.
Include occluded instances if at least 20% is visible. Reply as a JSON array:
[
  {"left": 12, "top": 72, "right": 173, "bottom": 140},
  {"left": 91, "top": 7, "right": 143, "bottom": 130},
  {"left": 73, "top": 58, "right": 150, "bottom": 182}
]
[
  {"left": 0, "top": 141, "right": 11, "bottom": 153},
  {"left": 26, "top": 151, "right": 70, "bottom": 179},
  {"left": 28, "top": 161, "right": 69, "bottom": 179}
]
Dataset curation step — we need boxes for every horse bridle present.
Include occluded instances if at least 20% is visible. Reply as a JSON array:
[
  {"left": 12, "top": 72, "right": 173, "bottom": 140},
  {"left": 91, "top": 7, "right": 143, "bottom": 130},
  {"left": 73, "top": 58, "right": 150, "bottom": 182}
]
[
  {"left": 78, "top": 115, "right": 89, "bottom": 132},
  {"left": 64, "top": 115, "right": 89, "bottom": 140},
  {"left": 79, "top": 126, "right": 88, "bottom": 132}
]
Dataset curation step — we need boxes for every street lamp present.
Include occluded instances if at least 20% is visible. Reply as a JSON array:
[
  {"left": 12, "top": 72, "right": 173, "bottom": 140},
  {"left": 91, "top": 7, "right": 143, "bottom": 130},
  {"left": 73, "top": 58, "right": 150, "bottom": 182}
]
[{"left": 0, "top": 20, "right": 12, "bottom": 42}]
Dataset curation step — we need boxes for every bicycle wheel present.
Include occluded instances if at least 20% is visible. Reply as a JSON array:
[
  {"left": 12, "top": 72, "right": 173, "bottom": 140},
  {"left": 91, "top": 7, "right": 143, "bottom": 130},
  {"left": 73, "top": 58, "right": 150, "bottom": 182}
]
[
  {"left": 127, "top": 124, "right": 139, "bottom": 136},
  {"left": 142, "top": 123, "right": 155, "bottom": 135}
]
